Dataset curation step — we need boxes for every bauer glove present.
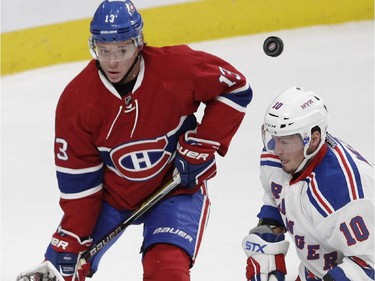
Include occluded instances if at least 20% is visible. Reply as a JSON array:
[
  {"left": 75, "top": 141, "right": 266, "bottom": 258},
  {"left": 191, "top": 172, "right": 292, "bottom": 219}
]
[
  {"left": 175, "top": 130, "right": 219, "bottom": 188},
  {"left": 45, "top": 226, "right": 92, "bottom": 281},
  {"left": 242, "top": 225, "right": 289, "bottom": 281}
]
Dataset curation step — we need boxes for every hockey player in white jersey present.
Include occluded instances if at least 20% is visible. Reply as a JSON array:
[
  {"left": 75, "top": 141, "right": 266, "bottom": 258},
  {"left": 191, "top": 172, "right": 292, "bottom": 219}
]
[{"left": 242, "top": 87, "right": 374, "bottom": 281}]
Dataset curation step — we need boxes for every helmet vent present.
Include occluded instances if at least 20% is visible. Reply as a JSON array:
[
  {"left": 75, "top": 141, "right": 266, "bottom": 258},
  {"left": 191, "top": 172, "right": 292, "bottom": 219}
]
[{"left": 280, "top": 122, "right": 294, "bottom": 129}]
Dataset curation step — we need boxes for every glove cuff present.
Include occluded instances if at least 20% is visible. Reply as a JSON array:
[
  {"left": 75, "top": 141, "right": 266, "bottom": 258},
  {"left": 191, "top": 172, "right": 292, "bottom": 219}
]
[
  {"left": 177, "top": 131, "right": 219, "bottom": 165},
  {"left": 183, "top": 130, "right": 220, "bottom": 148},
  {"left": 242, "top": 233, "right": 289, "bottom": 257},
  {"left": 51, "top": 226, "right": 92, "bottom": 253},
  {"left": 250, "top": 225, "right": 286, "bottom": 243}
]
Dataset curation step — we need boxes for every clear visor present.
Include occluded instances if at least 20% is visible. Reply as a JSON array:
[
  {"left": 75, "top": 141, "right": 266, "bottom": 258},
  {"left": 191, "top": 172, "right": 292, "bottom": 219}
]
[
  {"left": 261, "top": 125, "right": 308, "bottom": 154},
  {"left": 91, "top": 40, "right": 138, "bottom": 62}
]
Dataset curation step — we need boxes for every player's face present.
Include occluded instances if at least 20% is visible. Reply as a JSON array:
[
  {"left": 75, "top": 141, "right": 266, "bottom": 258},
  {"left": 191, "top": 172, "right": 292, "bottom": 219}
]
[
  {"left": 273, "top": 134, "right": 305, "bottom": 173},
  {"left": 95, "top": 40, "right": 138, "bottom": 83}
]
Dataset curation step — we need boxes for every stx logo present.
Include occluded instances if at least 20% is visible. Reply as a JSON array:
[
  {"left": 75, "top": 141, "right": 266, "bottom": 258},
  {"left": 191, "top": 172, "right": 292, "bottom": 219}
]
[
  {"left": 244, "top": 241, "right": 267, "bottom": 253},
  {"left": 177, "top": 144, "right": 209, "bottom": 161},
  {"left": 51, "top": 238, "right": 69, "bottom": 250}
]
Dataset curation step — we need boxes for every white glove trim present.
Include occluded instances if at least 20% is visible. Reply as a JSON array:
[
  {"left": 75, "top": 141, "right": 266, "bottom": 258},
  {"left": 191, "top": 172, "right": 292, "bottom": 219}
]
[
  {"left": 57, "top": 226, "right": 93, "bottom": 246},
  {"left": 184, "top": 129, "right": 220, "bottom": 149}
]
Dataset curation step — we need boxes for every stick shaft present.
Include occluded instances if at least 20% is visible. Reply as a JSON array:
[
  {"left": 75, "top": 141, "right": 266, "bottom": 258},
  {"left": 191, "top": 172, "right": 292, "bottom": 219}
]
[{"left": 81, "top": 173, "right": 181, "bottom": 261}]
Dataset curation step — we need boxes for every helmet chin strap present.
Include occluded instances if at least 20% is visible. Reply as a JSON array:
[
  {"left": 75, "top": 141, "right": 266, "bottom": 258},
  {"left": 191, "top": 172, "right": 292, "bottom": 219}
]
[
  {"left": 294, "top": 137, "right": 325, "bottom": 173},
  {"left": 113, "top": 55, "right": 140, "bottom": 86},
  {"left": 294, "top": 155, "right": 311, "bottom": 174}
]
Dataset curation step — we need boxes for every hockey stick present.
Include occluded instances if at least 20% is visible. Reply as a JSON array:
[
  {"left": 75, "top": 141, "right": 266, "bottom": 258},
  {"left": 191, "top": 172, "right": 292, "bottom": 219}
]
[
  {"left": 16, "top": 173, "right": 181, "bottom": 281},
  {"left": 80, "top": 172, "right": 181, "bottom": 262}
]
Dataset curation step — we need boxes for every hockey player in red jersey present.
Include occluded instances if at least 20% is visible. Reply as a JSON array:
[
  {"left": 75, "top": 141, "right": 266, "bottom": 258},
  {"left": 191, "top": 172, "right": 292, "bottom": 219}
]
[
  {"left": 242, "top": 87, "right": 374, "bottom": 281},
  {"left": 17, "top": 0, "right": 252, "bottom": 280}
]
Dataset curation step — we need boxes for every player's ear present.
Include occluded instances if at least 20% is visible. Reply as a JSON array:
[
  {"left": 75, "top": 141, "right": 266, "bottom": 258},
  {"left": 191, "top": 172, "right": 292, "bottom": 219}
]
[{"left": 309, "top": 131, "right": 321, "bottom": 150}]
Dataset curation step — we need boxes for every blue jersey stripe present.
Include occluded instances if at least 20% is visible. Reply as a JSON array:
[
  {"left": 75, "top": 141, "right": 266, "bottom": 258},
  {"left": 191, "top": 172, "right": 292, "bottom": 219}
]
[
  {"left": 57, "top": 168, "right": 103, "bottom": 194},
  {"left": 305, "top": 178, "right": 330, "bottom": 218},
  {"left": 261, "top": 160, "right": 282, "bottom": 168},
  {"left": 305, "top": 138, "right": 368, "bottom": 216},
  {"left": 337, "top": 141, "right": 364, "bottom": 199},
  {"left": 220, "top": 86, "right": 253, "bottom": 108}
]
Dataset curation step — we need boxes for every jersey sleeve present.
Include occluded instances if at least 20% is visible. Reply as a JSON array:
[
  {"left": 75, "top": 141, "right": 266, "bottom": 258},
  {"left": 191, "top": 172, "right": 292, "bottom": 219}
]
[
  {"left": 318, "top": 199, "right": 374, "bottom": 279},
  {"left": 188, "top": 49, "right": 253, "bottom": 156},
  {"left": 256, "top": 149, "right": 286, "bottom": 227},
  {"left": 311, "top": 138, "right": 374, "bottom": 278},
  {"left": 54, "top": 71, "right": 104, "bottom": 238}
]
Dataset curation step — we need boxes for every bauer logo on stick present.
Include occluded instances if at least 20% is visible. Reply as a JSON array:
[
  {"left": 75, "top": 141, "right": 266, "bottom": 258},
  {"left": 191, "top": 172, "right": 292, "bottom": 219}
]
[{"left": 263, "top": 36, "right": 284, "bottom": 57}]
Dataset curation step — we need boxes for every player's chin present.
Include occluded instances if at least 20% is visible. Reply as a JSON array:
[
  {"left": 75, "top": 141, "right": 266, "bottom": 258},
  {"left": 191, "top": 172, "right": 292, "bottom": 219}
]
[
  {"left": 281, "top": 163, "right": 295, "bottom": 174},
  {"left": 106, "top": 72, "right": 123, "bottom": 83}
]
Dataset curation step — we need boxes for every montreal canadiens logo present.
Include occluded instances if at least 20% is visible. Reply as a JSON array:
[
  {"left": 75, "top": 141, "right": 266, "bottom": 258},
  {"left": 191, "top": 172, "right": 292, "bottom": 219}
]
[{"left": 110, "top": 136, "right": 173, "bottom": 181}]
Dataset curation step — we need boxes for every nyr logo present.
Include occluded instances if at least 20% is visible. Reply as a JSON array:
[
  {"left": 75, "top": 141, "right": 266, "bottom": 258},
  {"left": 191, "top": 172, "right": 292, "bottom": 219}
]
[{"left": 110, "top": 136, "right": 174, "bottom": 181}]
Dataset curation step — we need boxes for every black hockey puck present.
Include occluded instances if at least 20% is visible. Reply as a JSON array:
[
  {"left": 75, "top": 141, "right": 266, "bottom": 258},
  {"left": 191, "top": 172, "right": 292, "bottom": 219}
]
[{"left": 263, "top": 36, "right": 284, "bottom": 57}]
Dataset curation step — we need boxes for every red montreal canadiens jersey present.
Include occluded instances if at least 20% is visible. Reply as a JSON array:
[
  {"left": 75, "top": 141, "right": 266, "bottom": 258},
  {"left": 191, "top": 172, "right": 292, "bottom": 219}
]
[{"left": 54, "top": 45, "right": 252, "bottom": 237}]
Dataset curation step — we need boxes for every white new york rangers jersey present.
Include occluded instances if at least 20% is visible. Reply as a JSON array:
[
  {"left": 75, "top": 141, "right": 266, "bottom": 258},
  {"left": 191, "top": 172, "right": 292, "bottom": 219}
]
[{"left": 258, "top": 133, "right": 374, "bottom": 280}]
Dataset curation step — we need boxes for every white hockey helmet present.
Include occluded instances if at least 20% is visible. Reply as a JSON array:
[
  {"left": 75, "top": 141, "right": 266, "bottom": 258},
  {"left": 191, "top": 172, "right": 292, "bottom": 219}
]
[{"left": 262, "top": 87, "right": 329, "bottom": 171}]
